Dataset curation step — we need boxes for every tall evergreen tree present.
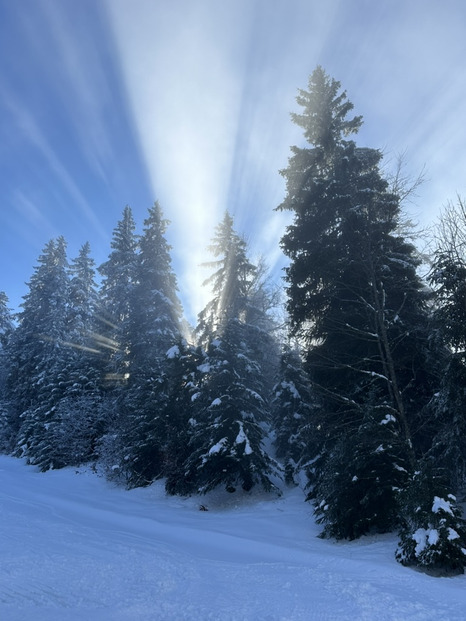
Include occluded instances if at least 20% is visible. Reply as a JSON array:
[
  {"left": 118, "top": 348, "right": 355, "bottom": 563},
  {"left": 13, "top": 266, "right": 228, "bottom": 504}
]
[
  {"left": 272, "top": 345, "right": 314, "bottom": 484},
  {"left": 9, "top": 237, "right": 72, "bottom": 469},
  {"left": 95, "top": 207, "right": 139, "bottom": 478},
  {"left": 128, "top": 201, "right": 183, "bottom": 378},
  {"left": 0, "top": 292, "right": 15, "bottom": 451},
  {"left": 47, "top": 242, "right": 107, "bottom": 467},
  {"left": 187, "top": 318, "right": 280, "bottom": 494},
  {"left": 187, "top": 213, "right": 281, "bottom": 495},
  {"left": 427, "top": 198, "right": 466, "bottom": 490},
  {"left": 97, "top": 205, "right": 139, "bottom": 385},
  {"left": 105, "top": 203, "right": 184, "bottom": 487},
  {"left": 164, "top": 339, "right": 205, "bottom": 495},
  {"left": 277, "top": 67, "right": 438, "bottom": 537}
]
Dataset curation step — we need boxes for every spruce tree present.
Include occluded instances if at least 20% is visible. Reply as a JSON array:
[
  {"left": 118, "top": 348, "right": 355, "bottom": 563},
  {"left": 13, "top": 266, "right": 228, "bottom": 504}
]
[
  {"left": 278, "top": 67, "right": 437, "bottom": 537},
  {"left": 196, "top": 211, "right": 256, "bottom": 345},
  {"left": 105, "top": 203, "right": 184, "bottom": 487},
  {"left": 164, "top": 339, "right": 205, "bottom": 495},
  {"left": 95, "top": 207, "right": 139, "bottom": 478},
  {"left": 0, "top": 292, "right": 15, "bottom": 451},
  {"left": 129, "top": 202, "right": 183, "bottom": 366},
  {"left": 428, "top": 198, "right": 466, "bottom": 489},
  {"left": 10, "top": 237, "right": 72, "bottom": 469},
  {"left": 187, "top": 319, "right": 280, "bottom": 494},
  {"left": 396, "top": 464, "right": 466, "bottom": 575},
  {"left": 97, "top": 205, "right": 139, "bottom": 386},
  {"left": 47, "top": 242, "right": 106, "bottom": 467},
  {"left": 272, "top": 345, "right": 314, "bottom": 484},
  {"left": 188, "top": 213, "right": 281, "bottom": 495}
]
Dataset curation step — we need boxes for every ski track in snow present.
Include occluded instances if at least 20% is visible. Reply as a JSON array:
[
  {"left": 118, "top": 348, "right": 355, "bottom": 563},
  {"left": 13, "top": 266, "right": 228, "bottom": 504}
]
[{"left": 1, "top": 456, "right": 466, "bottom": 620}]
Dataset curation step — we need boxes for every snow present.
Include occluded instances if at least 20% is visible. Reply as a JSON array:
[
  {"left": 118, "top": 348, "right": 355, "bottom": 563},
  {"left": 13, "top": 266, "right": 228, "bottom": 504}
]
[
  {"left": 432, "top": 496, "right": 454, "bottom": 516},
  {"left": 235, "top": 423, "right": 253, "bottom": 455},
  {"left": 2, "top": 455, "right": 466, "bottom": 620},
  {"left": 413, "top": 528, "right": 440, "bottom": 556},
  {"left": 428, "top": 529, "right": 440, "bottom": 546},
  {"left": 208, "top": 437, "right": 227, "bottom": 455},
  {"left": 448, "top": 528, "right": 460, "bottom": 541},
  {"left": 280, "top": 380, "right": 300, "bottom": 400},
  {"left": 166, "top": 344, "right": 180, "bottom": 359},
  {"left": 380, "top": 414, "right": 397, "bottom": 425}
]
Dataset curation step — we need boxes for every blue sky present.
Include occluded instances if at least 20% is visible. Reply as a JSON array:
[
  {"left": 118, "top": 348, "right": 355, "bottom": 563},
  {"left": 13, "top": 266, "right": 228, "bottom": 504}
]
[{"left": 1, "top": 0, "right": 466, "bottom": 324}]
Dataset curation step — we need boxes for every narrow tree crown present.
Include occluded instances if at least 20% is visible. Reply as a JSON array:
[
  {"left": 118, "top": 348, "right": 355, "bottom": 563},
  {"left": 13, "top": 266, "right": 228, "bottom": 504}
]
[{"left": 291, "top": 66, "right": 362, "bottom": 152}]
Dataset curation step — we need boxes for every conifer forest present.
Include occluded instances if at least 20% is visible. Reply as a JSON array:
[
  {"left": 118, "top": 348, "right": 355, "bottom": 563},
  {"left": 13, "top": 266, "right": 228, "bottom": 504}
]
[{"left": 2, "top": 67, "right": 466, "bottom": 575}]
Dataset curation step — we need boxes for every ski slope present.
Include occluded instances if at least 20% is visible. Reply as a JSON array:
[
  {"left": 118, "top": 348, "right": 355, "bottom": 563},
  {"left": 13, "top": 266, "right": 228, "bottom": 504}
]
[{"left": 1, "top": 455, "right": 466, "bottom": 620}]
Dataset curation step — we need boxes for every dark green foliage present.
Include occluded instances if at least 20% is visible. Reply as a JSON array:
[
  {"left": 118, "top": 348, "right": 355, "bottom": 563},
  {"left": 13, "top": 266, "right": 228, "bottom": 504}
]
[
  {"left": 187, "top": 320, "right": 280, "bottom": 495},
  {"left": 278, "top": 66, "right": 438, "bottom": 538},
  {"left": 164, "top": 341, "right": 206, "bottom": 495},
  {"left": 109, "top": 376, "right": 168, "bottom": 487},
  {"left": 189, "top": 213, "right": 281, "bottom": 495},
  {"left": 428, "top": 205, "right": 466, "bottom": 489},
  {"left": 119, "top": 203, "right": 184, "bottom": 488},
  {"left": 396, "top": 464, "right": 466, "bottom": 575},
  {"left": 312, "top": 410, "right": 410, "bottom": 539},
  {"left": 44, "top": 394, "right": 110, "bottom": 468},
  {"left": 98, "top": 205, "right": 139, "bottom": 386},
  {"left": 272, "top": 346, "right": 313, "bottom": 484},
  {"left": 426, "top": 354, "right": 466, "bottom": 490},
  {"left": 9, "top": 237, "right": 72, "bottom": 469},
  {"left": 0, "top": 292, "right": 15, "bottom": 452}
]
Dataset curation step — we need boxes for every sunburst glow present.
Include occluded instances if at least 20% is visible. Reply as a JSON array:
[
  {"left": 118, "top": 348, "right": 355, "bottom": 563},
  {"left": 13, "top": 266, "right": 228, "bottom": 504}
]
[{"left": 0, "top": 1, "right": 465, "bottom": 323}]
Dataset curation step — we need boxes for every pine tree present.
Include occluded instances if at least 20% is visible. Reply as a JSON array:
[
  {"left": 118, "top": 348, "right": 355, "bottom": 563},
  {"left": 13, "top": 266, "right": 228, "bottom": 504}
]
[
  {"left": 272, "top": 345, "right": 314, "bottom": 484},
  {"left": 47, "top": 242, "right": 107, "bottom": 467},
  {"left": 277, "top": 67, "right": 437, "bottom": 537},
  {"left": 129, "top": 202, "right": 183, "bottom": 368},
  {"left": 188, "top": 213, "right": 281, "bottom": 495},
  {"left": 164, "top": 339, "right": 205, "bottom": 495},
  {"left": 428, "top": 198, "right": 466, "bottom": 489},
  {"left": 10, "top": 237, "right": 72, "bottom": 469},
  {"left": 105, "top": 203, "right": 184, "bottom": 487},
  {"left": 396, "top": 464, "right": 466, "bottom": 575},
  {"left": 187, "top": 319, "right": 280, "bottom": 494},
  {"left": 97, "top": 206, "right": 139, "bottom": 385},
  {"left": 0, "top": 292, "right": 15, "bottom": 451}
]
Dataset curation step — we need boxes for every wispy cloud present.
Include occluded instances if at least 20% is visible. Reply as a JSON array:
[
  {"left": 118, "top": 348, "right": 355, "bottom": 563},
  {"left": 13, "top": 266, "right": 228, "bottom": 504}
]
[
  {"left": 16, "top": 2, "right": 119, "bottom": 187},
  {"left": 1, "top": 85, "right": 108, "bottom": 242}
]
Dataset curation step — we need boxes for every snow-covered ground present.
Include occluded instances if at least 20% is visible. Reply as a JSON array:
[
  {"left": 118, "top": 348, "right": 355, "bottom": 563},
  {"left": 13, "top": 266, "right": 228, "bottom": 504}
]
[{"left": 1, "top": 455, "right": 466, "bottom": 620}]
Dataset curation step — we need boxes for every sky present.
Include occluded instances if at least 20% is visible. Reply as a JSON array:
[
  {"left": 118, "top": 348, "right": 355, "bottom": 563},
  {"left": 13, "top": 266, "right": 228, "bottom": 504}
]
[{"left": 1, "top": 0, "right": 466, "bottom": 324}]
